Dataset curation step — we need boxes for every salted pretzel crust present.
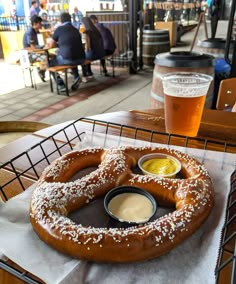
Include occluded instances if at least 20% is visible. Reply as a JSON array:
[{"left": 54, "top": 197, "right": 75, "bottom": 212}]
[{"left": 30, "top": 147, "right": 214, "bottom": 262}]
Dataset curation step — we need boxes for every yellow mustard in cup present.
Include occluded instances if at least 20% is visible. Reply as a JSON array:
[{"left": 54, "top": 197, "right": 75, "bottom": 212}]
[
  {"left": 138, "top": 153, "right": 181, "bottom": 178},
  {"left": 142, "top": 158, "right": 177, "bottom": 176}
]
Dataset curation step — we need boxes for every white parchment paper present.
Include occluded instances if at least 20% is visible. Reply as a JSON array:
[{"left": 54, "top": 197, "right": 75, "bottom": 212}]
[{"left": 0, "top": 132, "right": 235, "bottom": 284}]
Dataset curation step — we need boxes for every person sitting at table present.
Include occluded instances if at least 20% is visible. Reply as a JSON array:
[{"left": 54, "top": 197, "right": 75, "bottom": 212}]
[
  {"left": 81, "top": 16, "right": 105, "bottom": 82},
  {"left": 89, "top": 14, "right": 116, "bottom": 76},
  {"left": 46, "top": 12, "right": 85, "bottom": 92},
  {"left": 41, "top": 12, "right": 51, "bottom": 29},
  {"left": 23, "top": 15, "right": 47, "bottom": 82}
]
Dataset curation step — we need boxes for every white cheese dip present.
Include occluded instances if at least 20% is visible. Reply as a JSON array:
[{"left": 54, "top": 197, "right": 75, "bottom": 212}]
[{"left": 108, "top": 193, "right": 154, "bottom": 223}]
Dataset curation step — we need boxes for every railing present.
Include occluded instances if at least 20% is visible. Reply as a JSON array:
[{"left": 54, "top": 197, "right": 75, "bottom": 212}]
[
  {"left": 85, "top": 11, "right": 133, "bottom": 70},
  {"left": 0, "top": 15, "right": 61, "bottom": 31},
  {"left": 0, "top": 16, "right": 28, "bottom": 31}
]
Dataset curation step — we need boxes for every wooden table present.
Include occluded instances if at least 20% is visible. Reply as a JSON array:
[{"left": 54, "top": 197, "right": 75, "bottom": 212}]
[
  {"left": 1, "top": 108, "right": 235, "bottom": 167},
  {"left": 0, "top": 108, "right": 235, "bottom": 198},
  {"left": 0, "top": 108, "right": 236, "bottom": 283},
  {"left": 90, "top": 108, "right": 236, "bottom": 144}
]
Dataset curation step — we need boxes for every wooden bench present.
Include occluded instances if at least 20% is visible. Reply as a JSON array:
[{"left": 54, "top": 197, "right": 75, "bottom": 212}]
[
  {"left": 48, "top": 65, "right": 76, "bottom": 96},
  {"left": 47, "top": 55, "right": 115, "bottom": 96},
  {"left": 47, "top": 60, "right": 93, "bottom": 96}
]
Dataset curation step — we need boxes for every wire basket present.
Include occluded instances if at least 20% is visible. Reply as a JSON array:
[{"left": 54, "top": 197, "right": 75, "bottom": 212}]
[{"left": 0, "top": 117, "right": 235, "bottom": 284}]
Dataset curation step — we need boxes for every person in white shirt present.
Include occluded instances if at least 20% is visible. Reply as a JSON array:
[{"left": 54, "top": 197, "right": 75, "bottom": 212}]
[
  {"left": 38, "top": 4, "right": 48, "bottom": 17},
  {"left": 72, "top": 6, "right": 83, "bottom": 29}
]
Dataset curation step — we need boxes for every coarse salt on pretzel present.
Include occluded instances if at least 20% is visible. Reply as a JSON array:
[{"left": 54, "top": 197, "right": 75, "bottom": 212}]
[{"left": 30, "top": 146, "right": 214, "bottom": 262}]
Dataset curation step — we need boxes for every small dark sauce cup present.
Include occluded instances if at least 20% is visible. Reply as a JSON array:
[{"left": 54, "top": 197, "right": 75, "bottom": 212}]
[{"left": 104, "top": 186, "right": 157, "bottom": 228}]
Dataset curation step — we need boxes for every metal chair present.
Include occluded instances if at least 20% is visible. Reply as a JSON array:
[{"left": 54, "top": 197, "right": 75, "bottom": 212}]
[
  {"left": 19, "top": 49, "right": 37, "bottom": 89},
  {"left": 216, "top": 77, "right": 236, "bottom": 111}
]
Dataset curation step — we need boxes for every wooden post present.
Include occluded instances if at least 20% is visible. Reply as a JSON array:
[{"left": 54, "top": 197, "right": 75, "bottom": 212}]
[{"left": 190, "top": 12, "right": 208, "bottom": 52}]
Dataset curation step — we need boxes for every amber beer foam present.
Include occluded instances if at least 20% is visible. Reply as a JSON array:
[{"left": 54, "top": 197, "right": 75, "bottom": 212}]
[{"left": 162, "top": 73, "right": 213, "bottom": 137}]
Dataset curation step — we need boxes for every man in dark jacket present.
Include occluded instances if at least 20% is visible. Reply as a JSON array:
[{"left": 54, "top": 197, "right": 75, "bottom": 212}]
[
  {"left": 90, "top": 15, "right": 116, "bottom": 76},
  {"left": 47, "top": 12, "right": 85, "bottom": 92}
]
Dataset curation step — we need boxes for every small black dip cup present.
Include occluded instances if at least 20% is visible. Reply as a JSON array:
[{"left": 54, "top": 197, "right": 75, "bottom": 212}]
[{"left": 104, "top": 185, "right": 157, "bottom": 228}]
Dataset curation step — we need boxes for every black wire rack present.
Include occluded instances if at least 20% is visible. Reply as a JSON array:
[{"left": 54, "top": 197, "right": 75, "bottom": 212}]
[
  {"left": 0, "top": 117, "right": 235, "bottom": 284},
  {"left": 215, "top": 169, "right": 236, "bottom": 284}
]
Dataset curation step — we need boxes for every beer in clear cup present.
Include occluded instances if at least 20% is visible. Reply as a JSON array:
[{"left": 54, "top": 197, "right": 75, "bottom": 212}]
[{"left": 162, "top": 72, "right": 213, "bottom": 137}]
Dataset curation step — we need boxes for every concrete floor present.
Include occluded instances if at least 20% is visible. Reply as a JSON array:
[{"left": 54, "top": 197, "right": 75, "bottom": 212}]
[{"left": 0, "top": 20, "right": 229, "bottom": 125}]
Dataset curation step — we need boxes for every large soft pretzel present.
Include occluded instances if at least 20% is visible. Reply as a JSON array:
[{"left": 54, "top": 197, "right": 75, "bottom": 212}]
[{"left": 30, "top": 147, "right": 214, "bottom": 262}]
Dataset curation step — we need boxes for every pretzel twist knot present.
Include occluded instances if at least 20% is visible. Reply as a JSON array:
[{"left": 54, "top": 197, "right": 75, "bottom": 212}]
[{"left": 30, "top": 147, "right": 214, "bottom": 262}]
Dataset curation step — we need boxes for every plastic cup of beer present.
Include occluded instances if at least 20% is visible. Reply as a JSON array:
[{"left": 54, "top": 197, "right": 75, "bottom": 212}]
[
  {"left": 162, "top": 72, "right": 213, "bottom": 137},
  {"left": 79, "top": 24, "right": 85, "bottom": 33}
]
